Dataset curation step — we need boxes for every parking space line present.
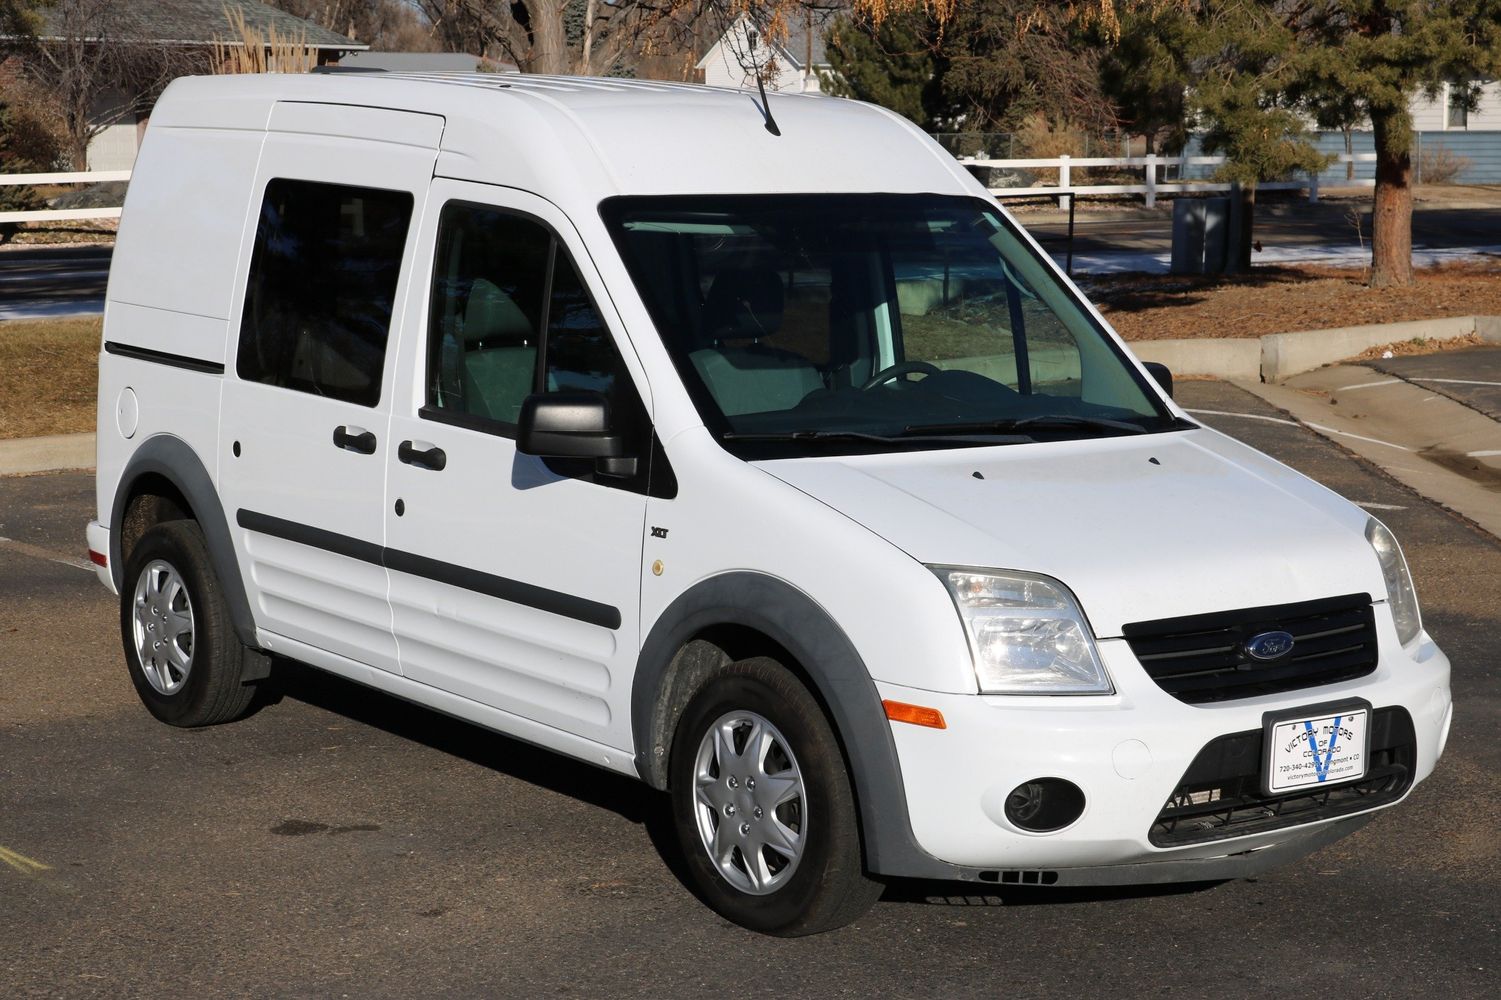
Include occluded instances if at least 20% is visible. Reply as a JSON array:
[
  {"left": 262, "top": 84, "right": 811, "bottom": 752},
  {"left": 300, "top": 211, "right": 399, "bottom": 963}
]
[
  {"left": 0, "top": 845, "right": 51, "bottom": 875},
  {"left": 1181, "top": 407, "right": 1418, "bottom": 457},
  {"left": 1356, "top": 502, "right": 1407, "bottom": 511},
  {"left": 1340, "top": 379, "right": 1404, "bottom": 391},
  {"left": 1410, "top": 377, "right": 1501, "bottom": 387},
  {"left": 1184, "top": 408, "right": 1301, "bottom": 427},
  {"left": 0, "top": 536, "right": 94, "bottom": 571},
  {"left": 1467, "top": 449, "right": 1501, "bottom": 458},
  {"left": 1303, "top": 423, "right": 1413, "bottom": 452}
]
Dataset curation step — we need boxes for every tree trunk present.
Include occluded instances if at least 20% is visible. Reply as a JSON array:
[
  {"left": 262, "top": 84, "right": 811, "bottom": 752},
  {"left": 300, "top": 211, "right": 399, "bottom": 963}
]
[
  {"left": 579, "top": 0, "right": 598, "bottom": 76},
  {"left": 1369, "top": 108, "right": 1413, "bottom": 288},
  {"left": 525, "top": 1, "right": 571, "bottom": 75}
]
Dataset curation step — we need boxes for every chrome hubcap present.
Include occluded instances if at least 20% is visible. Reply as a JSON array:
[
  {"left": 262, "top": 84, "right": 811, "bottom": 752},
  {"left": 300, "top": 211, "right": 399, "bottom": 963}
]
[
  {"left": 692, "top": 710, "right": 806, "bottom": 896},
  {"left": 132, "top": 559, "right": 194, "bottom": 696}
]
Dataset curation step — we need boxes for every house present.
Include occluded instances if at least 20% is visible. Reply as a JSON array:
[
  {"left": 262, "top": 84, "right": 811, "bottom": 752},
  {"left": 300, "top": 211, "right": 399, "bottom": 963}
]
[
  {"left": 1412, "top": 80, "right": 1501, "bottom": 131},
  {"left": 696, "top": 13, "right": 833, "bottom": 94},
  {"left": 28, "top": 1, "right": 367, "bottom": 169}
]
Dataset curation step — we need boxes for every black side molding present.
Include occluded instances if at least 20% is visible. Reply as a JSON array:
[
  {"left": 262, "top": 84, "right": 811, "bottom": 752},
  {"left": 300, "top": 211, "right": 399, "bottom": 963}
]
[
  {"left": 237, "top": 509, "right": 383, "bottom": 566},
  {"left": 104, "top": 341, "right": 226, "bottom": 375},
  {"left": 235, "top": 508, "right": 621, "bottom": 631}
]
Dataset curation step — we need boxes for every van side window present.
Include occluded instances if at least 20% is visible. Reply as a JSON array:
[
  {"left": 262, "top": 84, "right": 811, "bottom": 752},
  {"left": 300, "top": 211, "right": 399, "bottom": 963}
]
[
  {"left": 424, "top": 202, "right": 638, "bottom": 437},
  {"left": 236, "top": 179, "right": 412, "bottom": 407},
  {"left": 545, "top": 253, "right": 617, "bottom": 395},
  {"left": 427, "top": 205, "right": 551, "bottom": 426}
]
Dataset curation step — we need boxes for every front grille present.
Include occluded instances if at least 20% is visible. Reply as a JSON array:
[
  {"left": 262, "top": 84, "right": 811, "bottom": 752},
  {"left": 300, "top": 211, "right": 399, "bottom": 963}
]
[
  {"left": 1149, "top": 707, "right": 1415, "bottom": 847},
  {"left": 1123, "top": 593, "right": 1378, "bottom": 704}
]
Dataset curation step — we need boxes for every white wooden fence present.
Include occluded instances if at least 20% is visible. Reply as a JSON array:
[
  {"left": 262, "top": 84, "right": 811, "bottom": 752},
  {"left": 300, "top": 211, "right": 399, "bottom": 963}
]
[
  {"left": 961, "top": 152, "right": 1378, "bottom": 206},
  {"left": 0, "top": 153, "right": 1383, "bottom": 224},
  {"left": 0, "top": 170, "right": 130, "bottom": 225}
]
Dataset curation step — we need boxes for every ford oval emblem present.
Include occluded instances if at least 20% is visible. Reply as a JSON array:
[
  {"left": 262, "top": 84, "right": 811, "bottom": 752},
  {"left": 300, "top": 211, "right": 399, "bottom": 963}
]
[{"left": 1244, "top": 630, "right": 1295, "bottom": 661}]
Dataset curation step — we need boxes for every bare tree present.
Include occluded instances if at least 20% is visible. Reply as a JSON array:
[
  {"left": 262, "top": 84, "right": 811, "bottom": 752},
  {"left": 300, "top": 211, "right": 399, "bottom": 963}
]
[
  {"left": 24, "top": 0, "right": 205, "bottom": 169},
  {"left": 261, "top": 1, "right": 442, "bottom": 51},
  {"left": 414, "top": 2, "right": 856, "bottom": 78}
]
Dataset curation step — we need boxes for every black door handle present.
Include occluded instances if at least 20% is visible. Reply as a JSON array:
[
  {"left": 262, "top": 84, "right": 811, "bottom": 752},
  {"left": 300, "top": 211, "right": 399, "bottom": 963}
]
[
  {"left": 333, "top": 425, "right": 377, "bottom": 454},
  {"left": 398, "top": 440, "right": 447, "bottom": 471}
]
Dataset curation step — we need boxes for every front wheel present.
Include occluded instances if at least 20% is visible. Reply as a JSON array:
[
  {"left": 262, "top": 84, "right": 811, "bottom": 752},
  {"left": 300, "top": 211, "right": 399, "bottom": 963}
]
[{"left": 669, "top": 657, "right": 881, "bottom": 935}]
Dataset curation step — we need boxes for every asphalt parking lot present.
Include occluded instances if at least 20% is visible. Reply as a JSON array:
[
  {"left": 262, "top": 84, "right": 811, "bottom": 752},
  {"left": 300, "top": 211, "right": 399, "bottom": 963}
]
[
  {"left": 1368, "top": 344, "right": 1501, "bottom": 421},
  {"left": 2, "top": 380, "right": 1498, "bottom": 999}
]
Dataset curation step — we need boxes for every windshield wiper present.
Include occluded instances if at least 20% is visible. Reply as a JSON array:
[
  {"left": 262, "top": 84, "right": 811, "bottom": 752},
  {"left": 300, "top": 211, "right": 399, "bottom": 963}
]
[
  {"left": 903, "top": 414, "right": 1153, "bottom": 436},
  {"left": 723, "top": 429, "right": 903, "bottom": 444},
  {"left": 722, "top": 429, "right": 1031, "bottom": 446}
]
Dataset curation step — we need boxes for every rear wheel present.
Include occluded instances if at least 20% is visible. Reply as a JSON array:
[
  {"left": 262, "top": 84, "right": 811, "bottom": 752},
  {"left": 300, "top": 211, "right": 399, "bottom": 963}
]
[
  {"left": 669, "top": 657, "right": 881, "bottom": 935},
  {"left": 120, "top": 520, "right": 256, "bottom": 727}
]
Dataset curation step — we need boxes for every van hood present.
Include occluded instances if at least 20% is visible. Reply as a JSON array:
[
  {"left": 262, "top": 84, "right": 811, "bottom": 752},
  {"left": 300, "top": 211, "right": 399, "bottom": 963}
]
[{"left": 757, "top": 429, "right": 1385, "bottom": 637}]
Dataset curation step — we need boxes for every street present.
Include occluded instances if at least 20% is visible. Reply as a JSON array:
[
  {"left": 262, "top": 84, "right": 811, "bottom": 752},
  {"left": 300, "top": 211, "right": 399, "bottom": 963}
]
[
  {"left": 1, "top": 380, "right": 1497, "bottom": 998},
  {"left": 0, "top": 246, "right": 112, "bottom": 321},
  {"left": 7, "top": 193, "right": 1501, "bottom": 321}
]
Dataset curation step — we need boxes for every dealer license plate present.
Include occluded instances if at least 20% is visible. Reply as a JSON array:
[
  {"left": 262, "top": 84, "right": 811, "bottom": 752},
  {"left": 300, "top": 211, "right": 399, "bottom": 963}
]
[{"left": 1265, "top": 706, "right": 1370, "bottom": 795}]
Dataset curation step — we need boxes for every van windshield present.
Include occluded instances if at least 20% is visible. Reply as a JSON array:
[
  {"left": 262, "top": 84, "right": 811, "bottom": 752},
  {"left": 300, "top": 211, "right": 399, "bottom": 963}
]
[{"left": 601, "top": 194, "right": 1185, "bottom": 456}]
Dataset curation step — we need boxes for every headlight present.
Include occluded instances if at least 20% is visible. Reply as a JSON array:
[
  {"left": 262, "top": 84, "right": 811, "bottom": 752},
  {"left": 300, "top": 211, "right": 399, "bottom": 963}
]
[
  {"left": 1365, "top": 519, "right": 1422, "bottom": 645},
  {"left": 932, "top": 567, "right": 1112, "bottom": 695}
]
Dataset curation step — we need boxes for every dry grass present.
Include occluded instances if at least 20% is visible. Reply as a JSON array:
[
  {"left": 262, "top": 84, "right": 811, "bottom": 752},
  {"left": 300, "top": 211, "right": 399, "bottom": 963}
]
[
  {"left": 1352, "top": 332, "right": 1484, "bottom": 361},
  {"left": 1092, "top": 261, "right": 1501, "bottom": 341},
  {"left": 0, "top": 317, "right": 100, "bottom": 439}
]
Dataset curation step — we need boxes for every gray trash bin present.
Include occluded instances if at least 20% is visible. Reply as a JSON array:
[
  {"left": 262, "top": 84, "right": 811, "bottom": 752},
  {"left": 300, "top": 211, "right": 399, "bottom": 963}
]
[{"left": 1170, "top": 197, "right": 1231, "bottom": 275}]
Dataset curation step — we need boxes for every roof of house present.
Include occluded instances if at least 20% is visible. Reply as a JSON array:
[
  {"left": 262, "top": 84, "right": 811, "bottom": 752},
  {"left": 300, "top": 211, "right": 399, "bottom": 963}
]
[
  {"left": 341, "top": 52, "right": 505, "bottom": 74},
  {"left": 36, "top": 1, "right": 365, "bottom": 51}
]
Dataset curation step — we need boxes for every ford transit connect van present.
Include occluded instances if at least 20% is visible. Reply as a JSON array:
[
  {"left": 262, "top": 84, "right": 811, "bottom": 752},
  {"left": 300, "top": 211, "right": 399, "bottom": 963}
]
[{"left": 90, "top": 73, "right": 1452, "bottom": 936}]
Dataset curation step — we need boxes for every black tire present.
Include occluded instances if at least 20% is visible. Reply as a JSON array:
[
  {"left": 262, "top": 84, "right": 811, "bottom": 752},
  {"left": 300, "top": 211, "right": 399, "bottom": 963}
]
[
  {"left": 119, "top": 520, "right": 257, "bottom": 727},
  {"left": 668, "top": 657, "right": 882, "bottom": 935}
]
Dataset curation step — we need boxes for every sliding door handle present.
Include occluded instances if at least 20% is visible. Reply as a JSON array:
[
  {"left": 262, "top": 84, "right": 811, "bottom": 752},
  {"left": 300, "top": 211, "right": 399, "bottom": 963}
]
[
  {"left": 398, "top": 440, "right": 447, "bottom": 471},
  {"left": 333, "top": 425, "right": 377, "bottom": 454}
]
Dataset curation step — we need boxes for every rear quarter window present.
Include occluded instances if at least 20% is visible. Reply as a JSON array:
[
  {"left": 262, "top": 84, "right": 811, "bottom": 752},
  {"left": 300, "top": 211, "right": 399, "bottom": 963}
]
[{"left": 236, "top": 178, "right": 413, "bottom": 406}]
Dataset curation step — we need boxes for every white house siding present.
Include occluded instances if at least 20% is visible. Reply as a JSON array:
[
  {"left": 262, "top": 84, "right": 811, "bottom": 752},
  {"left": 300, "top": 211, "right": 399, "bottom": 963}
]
[
  {"left": 700, "top": 50, "right": 822, "bottom": 93},
  {"left": 696, "top": 15, "right": 827, "bottom": 94},
  {"left": 1411, "top": 81, "right": 1501, "bottom": 130},
  {"left": 87, "top": 122, "right": 141, "bottom": 171}
]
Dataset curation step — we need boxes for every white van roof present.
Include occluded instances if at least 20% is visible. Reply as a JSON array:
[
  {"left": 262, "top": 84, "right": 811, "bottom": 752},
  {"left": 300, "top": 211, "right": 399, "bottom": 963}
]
[{"left": 148, "top": 73, "right": 978, "bottom": 211}]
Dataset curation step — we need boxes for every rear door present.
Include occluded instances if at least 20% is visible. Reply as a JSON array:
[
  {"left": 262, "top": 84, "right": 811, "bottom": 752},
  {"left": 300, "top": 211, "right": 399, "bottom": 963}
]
[{"left": 219, "top": 105, "right": 441, "bottom": 673}]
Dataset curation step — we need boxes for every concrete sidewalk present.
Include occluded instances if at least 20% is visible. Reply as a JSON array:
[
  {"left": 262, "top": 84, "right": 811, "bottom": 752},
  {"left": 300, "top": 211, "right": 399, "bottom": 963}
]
[{"left": 0, "top": 433, "right": 94, "bottom": 476}]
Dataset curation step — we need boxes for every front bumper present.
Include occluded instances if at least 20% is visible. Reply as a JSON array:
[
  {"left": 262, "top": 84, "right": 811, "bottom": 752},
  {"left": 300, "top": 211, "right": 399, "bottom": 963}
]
[{"left": 875, "top": 620, "right": 1451, "bottom": 880}]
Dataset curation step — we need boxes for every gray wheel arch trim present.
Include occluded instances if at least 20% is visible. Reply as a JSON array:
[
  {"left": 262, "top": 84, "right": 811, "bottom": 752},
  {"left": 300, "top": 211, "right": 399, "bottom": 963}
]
[
  {"left": 632, "top": 572, "right": 962, "bottom": 880},
  {"left": 109, "top": 434, "right": 258, "bottom": 648}
]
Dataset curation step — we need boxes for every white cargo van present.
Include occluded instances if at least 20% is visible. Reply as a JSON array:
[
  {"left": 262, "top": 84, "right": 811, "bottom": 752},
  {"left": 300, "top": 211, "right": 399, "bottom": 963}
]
[{"left": 90, "top": 73, "right": 1452, "bottom": 935}]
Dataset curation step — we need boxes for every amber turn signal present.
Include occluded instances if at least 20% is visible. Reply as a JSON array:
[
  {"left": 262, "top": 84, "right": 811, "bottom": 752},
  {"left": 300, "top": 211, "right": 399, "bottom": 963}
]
[{"left": 882, "top": 699, "right": 946, "bottom": 730}]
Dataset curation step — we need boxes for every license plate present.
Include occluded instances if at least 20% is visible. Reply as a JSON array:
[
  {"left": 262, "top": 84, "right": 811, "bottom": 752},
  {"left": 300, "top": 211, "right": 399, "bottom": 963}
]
[{"left": 1264, "top": 703, "right": 1371, "bottom": 795}]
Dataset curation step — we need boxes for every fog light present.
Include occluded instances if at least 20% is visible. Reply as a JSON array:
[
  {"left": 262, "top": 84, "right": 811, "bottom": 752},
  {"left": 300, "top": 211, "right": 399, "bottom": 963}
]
[{"left": 1004, "top": 778, "right": 1085, "bottom": 832}]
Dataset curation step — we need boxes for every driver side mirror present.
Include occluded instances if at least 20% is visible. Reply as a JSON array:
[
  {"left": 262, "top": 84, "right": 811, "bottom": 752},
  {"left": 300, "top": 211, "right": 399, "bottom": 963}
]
[
  {"left": 1142, "top": 362, "right": 1174, "bottom": 399},
  {"left": 517, "top": 391, "right": 637, "bottom": 478}
]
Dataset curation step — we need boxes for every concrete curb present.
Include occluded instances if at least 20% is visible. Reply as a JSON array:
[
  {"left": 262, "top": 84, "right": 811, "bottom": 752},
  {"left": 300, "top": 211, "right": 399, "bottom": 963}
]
[
  {"left": 0, "top": 433, "right": 95, "bottom": 476},
  {"left": 1125, "top": 314, "right": 1501, "bottom": 382},
  {"left": 1126, "top": 338, "right": 1261, "bottom": 381}
]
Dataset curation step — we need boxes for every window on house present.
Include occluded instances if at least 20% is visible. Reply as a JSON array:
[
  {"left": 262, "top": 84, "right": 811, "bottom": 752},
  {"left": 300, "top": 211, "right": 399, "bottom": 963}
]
[{"left": 1448, "top": 85, "right": 1470, "bottom": 129}]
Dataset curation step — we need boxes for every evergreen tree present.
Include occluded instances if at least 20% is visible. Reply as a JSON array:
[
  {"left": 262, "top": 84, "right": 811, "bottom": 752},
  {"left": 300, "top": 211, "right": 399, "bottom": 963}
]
[
  {"left": 1125, "top": 1, "right": 1501, "bottom": 287},
  {"left": 822, "top": 9, "right": 948, "bottom": 129},
  {"left": 824, "top": 2, "right": 1117, "bottom": 134}
]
